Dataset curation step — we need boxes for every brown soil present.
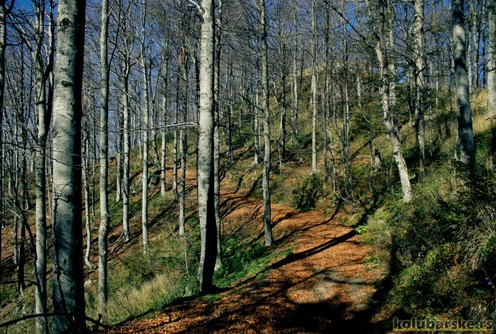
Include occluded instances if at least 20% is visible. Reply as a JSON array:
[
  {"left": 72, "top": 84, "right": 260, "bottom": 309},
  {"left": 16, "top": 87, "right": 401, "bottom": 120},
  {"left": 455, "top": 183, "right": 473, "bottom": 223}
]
[{"left": 108, "top": 184, "right": 386, "bottom": 333}]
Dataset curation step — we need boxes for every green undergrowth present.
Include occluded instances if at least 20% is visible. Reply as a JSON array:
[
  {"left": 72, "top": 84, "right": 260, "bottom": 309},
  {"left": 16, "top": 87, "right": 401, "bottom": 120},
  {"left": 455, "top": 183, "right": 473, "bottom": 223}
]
[
  {"left": 83, "top": 157, "right": 201, "bottom": 325},
  {"left": 214, "top": 235, "right": 293, "bottom": 289},
  {"left": 290, "top": 172, "right": 325, "bottom": 212},
  {"left": 86, "top": 220, "right": 201, "bottom": 325},
  {"left": 363, "top": 153, "right": 496, "bottom": 324}
]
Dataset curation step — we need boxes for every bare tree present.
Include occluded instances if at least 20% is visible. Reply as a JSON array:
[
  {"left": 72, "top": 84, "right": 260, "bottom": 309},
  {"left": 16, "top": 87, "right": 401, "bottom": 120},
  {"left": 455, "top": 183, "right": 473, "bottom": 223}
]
[
  {"left": 311, "top": 0, "right": 318, "bottom": 174},
  {"left": 98, "top": 0, "right": 110, "bottom": 315},
  {"left": 82, "top": 112, "right": 94, "bottom": 270},
  {"left": 51, "top": 0, "right": 87, "bottom": 331},
  {"left": 32, "top": 0, "right": 52, "bottom": 331},
  {"left": 367, "top": 0, "right": 413, "bottom": 202},
  {"left": 140, "top": 0, "right": 149, "bottom": 254},
  {"left": 160, "top": 55, "right": 169, "bottom": 197},
  {"left": 214, "top": 0, "right": 225, "bottom": 270},
  {"left": 0, "top": 0, "right": 14, "bottom": 295},
  {"left": 260, "top": 0, "right": 273, "bottom": 246},
  {"left": 118, "top": 2, "right": 134, "bottom": 242},
  {"left": 291, "top": 3, "right": 299, "bottom": 144},
  {"left": 197, "top": 0, "right": 217, "bottom": 293},
  {"left": 488, "top": 0, "right": 496, "bottom": 154},
  {"left": 414, "top": 0, "right": 426, "bottom": 171},
  {"left": 452, "top": 0, "right": 476, "bottom": 167}
]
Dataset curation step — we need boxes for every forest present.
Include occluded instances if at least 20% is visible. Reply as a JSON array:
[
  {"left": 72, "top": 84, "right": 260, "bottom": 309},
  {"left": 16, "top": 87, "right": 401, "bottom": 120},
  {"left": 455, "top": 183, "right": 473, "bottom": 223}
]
[{"left": 0, "top": 0, "right": 495, "bottom": 333}]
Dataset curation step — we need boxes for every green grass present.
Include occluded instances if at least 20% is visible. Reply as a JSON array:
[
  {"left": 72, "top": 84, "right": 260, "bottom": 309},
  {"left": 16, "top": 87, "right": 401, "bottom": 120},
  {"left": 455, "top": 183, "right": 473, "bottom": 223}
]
[
  {"left": 214, "top": 235, "right": 293, "bottom": 289},
  {"left": 86, "top": 227, "right": 200, "bottom": 324},
  {"left": 362, "top": 137, "right": 496, "bottom": 322}
]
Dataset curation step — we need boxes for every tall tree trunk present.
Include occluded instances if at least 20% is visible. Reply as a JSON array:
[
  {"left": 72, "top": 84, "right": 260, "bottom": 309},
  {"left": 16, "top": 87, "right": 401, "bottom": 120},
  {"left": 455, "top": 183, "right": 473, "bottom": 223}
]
[
  {"left": 122, "top": 58, "right": 131, "bottom": 242},
  {"left": 427, "top": 61, "right": 434, "bottom": 157},
  {"left": 330, "top": 82, "right": 339, "bottom": 198},
  {"left": 173, "top": 74, "right": 179, "bottom": 198},
  {"left": 253, "top": 90, "right": 260, "bottom": 165},
  {"left": 91, "top": 116, "right": 97, "bottom": 218},
  {"left": 468, "top": 0, "right": 475, "bottom": 92},
  {"left": 260, "top": 0, "right": 273, "bottom": 246},
  {"left": 357, "top": 69, "right": 375, "bottom": 194},
  {"left": 323, "top": 7, "right": 331, "bottom": 178},
  {"left": 414, "top": 0, "right": 426, "bottom": 171},
  {"left": 488, "top": 0, "right": 496, "bottom": 155},
  {"left": 292, "top": 8, "right": 299, "bottom": 145},
  {"left": 226, "top": 65, "right": 234, "bottom": 163},
  {"left": 160, "top": 58, "right": 169, "bottom": 196},
  {"left": 12, "top": 118, "right": 26, "bottom": 295},
  {"left": 197, "top": 0, "right": 217, "bottom": 293},
  {"left": 151, "top": 99, "right": 160, "bottom": 169},
  {"left": 179, "top": 125, "right": 187, "bottom": 235},
  {"left": 20, "top": 123, "right": 28, "bottom": 296},
  {"left": 33, "top": 0, "right": 48, "bottom": 331},
  {"left": 343, "top": 55, "right": 354, "bottom": 199},
  {"left": 98, "top": 0, "right": 110, "bottom": 315},
  {"left": 51, "top": 0, "right": 87, "bottom": 331},
  {"left": 453, "top": 0, "right": 476, "bottom": 167},
  {"left": 367, "top": 0, "right": 413, "bottom": 202},
  {"left": 311, "top": 0, "right": 318, "bottom": 173},
  {"left": 20, "top": 126, "right": 29, "bottom": 296},
  {"left": 470, "top": 0, "right": 480, "bottom": 90},
  {"left": 178, "top": 59, "right": 188, "bottom": 237},
  {"left": 214, "top": 0, "right": 224, "bottom": 270},
  {"left": 141, "top": 2, "right": 150, "bottom": 254},
  {"left": 116, "top": 115, "right": 123, "bottom": 202},
  {"left": 161, "top": 96, "right": 168, "bottom": 196},
  {"left": 480, "top": 0, "right": 487, "bottom": 88},
  {"left": 0, "top": 0, "right": 7, "bottom": 296},
  {"left": 82, "top": 125, "right": 93, "bottom": 270},
  {"left": 213, "top": 74, "right": 221, "bottom": 269},
  {"left": 279, "top": 39, "right": 287, "bottom": 169}
]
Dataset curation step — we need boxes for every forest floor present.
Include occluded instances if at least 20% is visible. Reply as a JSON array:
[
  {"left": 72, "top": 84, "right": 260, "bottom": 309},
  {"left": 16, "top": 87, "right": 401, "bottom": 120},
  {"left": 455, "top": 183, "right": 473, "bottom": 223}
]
[{"left": 108, "top": 180, "right": 388, "bottom": 333}]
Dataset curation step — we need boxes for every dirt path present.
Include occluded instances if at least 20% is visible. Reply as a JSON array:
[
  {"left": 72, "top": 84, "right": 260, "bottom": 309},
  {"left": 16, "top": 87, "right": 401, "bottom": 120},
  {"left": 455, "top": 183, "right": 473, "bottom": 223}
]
[{"left": 109, "top": 189, "right": 385, "bottom": 333}]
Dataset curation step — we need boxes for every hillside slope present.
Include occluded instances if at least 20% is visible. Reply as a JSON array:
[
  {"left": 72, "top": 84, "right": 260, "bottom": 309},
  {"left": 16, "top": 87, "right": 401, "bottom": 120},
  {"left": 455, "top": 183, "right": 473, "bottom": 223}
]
[{"left": 107, "top": 182, "right": 386, "bottom": 333}]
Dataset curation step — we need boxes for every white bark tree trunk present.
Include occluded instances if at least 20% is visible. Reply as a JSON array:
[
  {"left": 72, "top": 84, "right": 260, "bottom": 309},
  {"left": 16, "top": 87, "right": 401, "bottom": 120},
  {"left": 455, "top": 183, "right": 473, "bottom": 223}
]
[
  {"left": 173, "top": 77, "right": 179, "bottom": 198},
  {"left": 253, "top": 91, "right": 260, "bottom": 165},
  {"left": 197, "top": 0, "right": 217, "bottom": 293},
  {"left": 260, "top": 0, "right": 273, "bottom": 246},
  {"left": 323, "top": 7, "right": 331, "bottom": 178},
  {"left": 467, "top": 0, "right": 474, "bottom": 93},
  {"left": 292, "top": 7, "right": 299, "bottom": 145},
  {"left": 414, "top": 0, "right": 426, "bottom": 171},
  {"left": 311, "top": 0, "right": 318, "bottom": 174},
  {"left": 453, "top": 0, "right": 476, "bottom": 167},
  {"left": 488, "top": 0, "right": 496, "bottom": 155},
  {"left": 116, "top": 121, "right": 122, "bottom": 202},
  {"left": 98, "top": 0, "right": 110, "bottom": 316},
  {"left": 33, "top": 1, "right": 48, "bottom": 331},
  {"left": 0, "top": 0, "right": 7, "bottom": 302},
  {"left": 160, "top": 58, "right": 169, "bottom": 197},
  {"left": 82, "top": 126, "right": 93, "bottom": 270},
  {"left": 178, "top": 62, "right": 188, "bottom": 236},
  {"left": 141, "top": 2, "right": 150, "bottom": 254},
  {"left": 367, "top": 0, "right": 413, "bottom": 202},
  {"left": 488, "top": 0, "right": 496, "bottom": 119},
  {"left": 51, "top": 0, "right": 87, "bottom": 331},
  {"left": 122, "top": 58, "right": 131, "bottom": 242}
]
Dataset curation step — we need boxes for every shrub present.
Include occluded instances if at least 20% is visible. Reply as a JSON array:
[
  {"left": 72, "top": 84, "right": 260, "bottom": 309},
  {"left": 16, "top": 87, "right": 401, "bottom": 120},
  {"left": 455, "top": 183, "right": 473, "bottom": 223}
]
[
  {"left": 214, "top": 236, "right": 266, "bottom": 287},
  {"left": 291, "top": 173, "right": 324, "bottom": 212},
  {"left": 364, "top": 165, "right": 496, "bottom": 323}
]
